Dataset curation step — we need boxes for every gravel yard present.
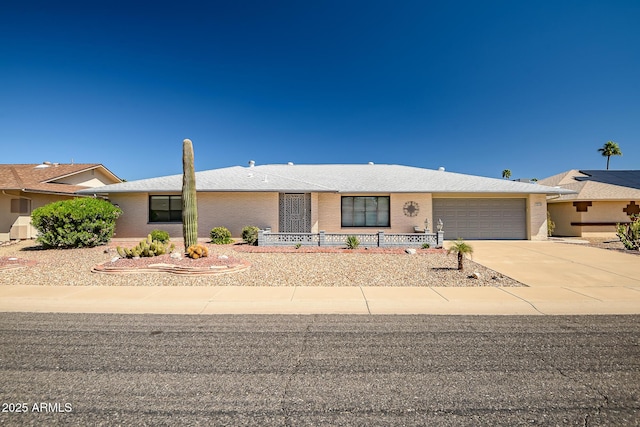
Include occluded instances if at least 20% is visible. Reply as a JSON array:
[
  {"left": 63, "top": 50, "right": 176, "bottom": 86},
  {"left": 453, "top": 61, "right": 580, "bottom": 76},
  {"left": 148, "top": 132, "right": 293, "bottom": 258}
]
[{"left": 0, "top": 240, "right": 522, "bottom": 287}]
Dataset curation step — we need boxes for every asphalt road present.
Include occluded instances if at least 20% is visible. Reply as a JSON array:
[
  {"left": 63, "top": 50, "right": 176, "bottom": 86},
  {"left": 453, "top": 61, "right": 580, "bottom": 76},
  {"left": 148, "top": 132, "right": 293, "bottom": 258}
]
[{"left": 1, "top": 313, "right": 639, "bottom": 426}]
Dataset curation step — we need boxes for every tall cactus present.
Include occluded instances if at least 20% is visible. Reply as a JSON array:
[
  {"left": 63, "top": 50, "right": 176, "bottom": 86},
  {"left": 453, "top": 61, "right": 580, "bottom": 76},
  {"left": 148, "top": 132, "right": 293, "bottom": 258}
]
[{"left": 182, "top": 138, "right": 198, "bottom": 250}]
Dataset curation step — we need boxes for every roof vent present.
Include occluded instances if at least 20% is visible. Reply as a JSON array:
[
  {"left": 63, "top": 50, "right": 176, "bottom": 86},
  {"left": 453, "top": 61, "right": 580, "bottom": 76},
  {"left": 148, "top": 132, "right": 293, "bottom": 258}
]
[
  {"left": 248, "top": 160, "right": 255, "bottom": 168},
  {"left": 368, "top": 162, "right": 374, "bottom": 165},
  {"left": 287, "top": 162, "right": 294, "bottom": 166},
  {"left": 438, "top": 167, "right": 445, "bottom": 171}
]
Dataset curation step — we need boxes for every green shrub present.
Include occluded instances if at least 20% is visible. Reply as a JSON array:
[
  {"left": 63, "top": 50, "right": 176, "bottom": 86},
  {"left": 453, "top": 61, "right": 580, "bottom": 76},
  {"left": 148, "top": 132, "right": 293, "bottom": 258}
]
[
  {"left": 345, "top": 235, "right": 360, "bottom": 249},
  {"left": 117, "top": 234, "right": 175, "bottom": 258},
  {"left": 31, "top": 198, "right": 122, "bottom": 249},
  {"left": 150, "top": 229, "right": 170, "bottom": 243},
  {"left": 210, "top": 227, "right": 233, "bottom": 244},
  {"left": 617, "top": 215, "right": 640, "bottom": 250},
  {"left": 421, "top": 243, "right": 430, "bottom": 249},
  {"left": 241, "top": 226, "right": 260, "bottom": 245}
]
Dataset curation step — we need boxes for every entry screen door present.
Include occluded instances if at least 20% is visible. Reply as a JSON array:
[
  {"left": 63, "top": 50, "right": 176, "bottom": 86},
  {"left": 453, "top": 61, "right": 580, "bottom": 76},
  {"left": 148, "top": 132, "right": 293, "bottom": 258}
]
[{"left": 279, "top": 193, "right": 311, "bottom": 232}]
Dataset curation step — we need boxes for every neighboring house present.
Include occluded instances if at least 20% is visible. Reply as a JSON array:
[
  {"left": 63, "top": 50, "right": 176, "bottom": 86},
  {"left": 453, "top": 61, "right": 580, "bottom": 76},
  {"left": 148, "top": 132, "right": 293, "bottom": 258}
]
[
  {"left": 0, "top": 163, "right": 122, "bottom": 241},
  {"left": 539, "top": 170, "right": 640, "bottom": 237},
  {"left": 79, "top": 163, "right": 571, "bottom": 241}
]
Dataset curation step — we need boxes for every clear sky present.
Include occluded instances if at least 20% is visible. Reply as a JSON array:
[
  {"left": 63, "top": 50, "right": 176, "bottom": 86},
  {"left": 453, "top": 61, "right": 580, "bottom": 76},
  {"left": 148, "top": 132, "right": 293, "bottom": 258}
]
[{"left": 1, "top": 0, "right": 638, "bottom": 181}]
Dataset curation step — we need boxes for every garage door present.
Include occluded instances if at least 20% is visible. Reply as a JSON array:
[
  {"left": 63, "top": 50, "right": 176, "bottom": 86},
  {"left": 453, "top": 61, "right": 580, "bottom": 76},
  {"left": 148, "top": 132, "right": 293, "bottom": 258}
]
[{"left": 432, "top": 198, "right": 526, "bottom": 240}]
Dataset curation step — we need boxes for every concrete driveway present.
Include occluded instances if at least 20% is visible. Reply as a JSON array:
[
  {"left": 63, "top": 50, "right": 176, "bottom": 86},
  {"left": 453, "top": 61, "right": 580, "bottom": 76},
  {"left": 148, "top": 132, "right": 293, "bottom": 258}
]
[
  {"left": 468, "top": 240, "right": 640, "bottom": 288},
  {"left": 466, "top": 240, "right": 640, "bottom": 315}
]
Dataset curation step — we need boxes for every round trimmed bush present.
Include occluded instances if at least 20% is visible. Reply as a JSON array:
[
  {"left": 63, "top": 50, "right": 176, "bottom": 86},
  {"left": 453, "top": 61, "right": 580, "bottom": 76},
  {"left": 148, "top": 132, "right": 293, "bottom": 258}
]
[
  {"left": 31, "top": 197, "right": 122, "bottom": 249},
  {"left": 210, "top": 227, "right": 233, "bottom": 244},
  {"left": 241, "top": 226, "right": 260, "bottom": 246},
  {"left": 150, "top": 229, "right": 170, "bottom": 243}
]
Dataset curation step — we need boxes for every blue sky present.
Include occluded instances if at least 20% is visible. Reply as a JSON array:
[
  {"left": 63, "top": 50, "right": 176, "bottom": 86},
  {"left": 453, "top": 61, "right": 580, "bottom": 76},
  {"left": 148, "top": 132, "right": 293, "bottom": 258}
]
[{"left": 1, "top": 0, "right": 638, "bottom": 181}]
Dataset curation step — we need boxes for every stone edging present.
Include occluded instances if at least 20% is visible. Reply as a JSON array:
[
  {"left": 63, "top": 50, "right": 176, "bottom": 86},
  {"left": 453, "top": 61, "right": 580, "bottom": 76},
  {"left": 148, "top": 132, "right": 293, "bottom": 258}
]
[
  {"left": 91, "top": 259, "right": 251, "bottom": 275},
  {"left": 0, "top": 257, "right": 38, "bottom": 271}
]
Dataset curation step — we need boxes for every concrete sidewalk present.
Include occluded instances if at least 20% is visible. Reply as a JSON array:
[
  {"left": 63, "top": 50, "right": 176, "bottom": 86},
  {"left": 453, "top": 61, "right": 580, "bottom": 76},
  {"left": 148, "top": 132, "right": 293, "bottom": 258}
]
[{"left": 1, "top": 241, "right": 639, "bottom": 315}]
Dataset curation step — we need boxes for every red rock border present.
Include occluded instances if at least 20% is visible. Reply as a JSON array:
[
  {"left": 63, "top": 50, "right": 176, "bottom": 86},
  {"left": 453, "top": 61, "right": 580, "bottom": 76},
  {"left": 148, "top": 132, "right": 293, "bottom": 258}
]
[
  {"left": 0, "top": 257, "right": 38, "bottom": 271},
  {"left": 91, "top": 259, "right": 251, "bottom": 275},
  {"left": 91, "top": 260, "right": 251, "bottom": 276}
]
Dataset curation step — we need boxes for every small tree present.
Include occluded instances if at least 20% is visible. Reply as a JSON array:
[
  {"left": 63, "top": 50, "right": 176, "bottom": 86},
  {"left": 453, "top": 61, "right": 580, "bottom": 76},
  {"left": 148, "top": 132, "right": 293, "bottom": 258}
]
[
  {"left": 447, "top": 239, "right": 474, "bottom": 271},
  {"left": 502, "top": 169, "right": 512, "bottom": 180},
  {"left": 31, "top": 198, "right": 122, "bottom": 248},
  {"left": 547, "top": 211, "right": 556, "bottom": 237},
  {"left": 598, "top": 141, "right": 622, "bottom": 170}
]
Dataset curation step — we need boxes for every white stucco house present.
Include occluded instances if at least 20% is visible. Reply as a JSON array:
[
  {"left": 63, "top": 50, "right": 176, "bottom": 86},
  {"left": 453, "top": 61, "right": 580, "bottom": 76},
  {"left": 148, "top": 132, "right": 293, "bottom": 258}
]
[{"left": 78, "top": 162, "right": 573, "bottom": 241}]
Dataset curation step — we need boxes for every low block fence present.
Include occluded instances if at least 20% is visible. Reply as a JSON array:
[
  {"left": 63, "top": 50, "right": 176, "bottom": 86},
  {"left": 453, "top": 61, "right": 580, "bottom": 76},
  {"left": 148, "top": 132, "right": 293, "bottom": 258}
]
[{"left": 257, "top": 230, "right": 444, "bottom": 248}]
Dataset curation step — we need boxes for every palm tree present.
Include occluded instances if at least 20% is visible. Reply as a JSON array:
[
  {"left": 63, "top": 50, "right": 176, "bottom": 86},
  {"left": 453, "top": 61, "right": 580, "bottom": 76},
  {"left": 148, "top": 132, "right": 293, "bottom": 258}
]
[
  {"left": 598, "top": 141, "right": 622, "bottom": 170},
  {"left": 447, "top": 239, "right": 474, "bottom": 271},
  {"left": 502, "top": 169, "right": 512, "bottom": 179}
]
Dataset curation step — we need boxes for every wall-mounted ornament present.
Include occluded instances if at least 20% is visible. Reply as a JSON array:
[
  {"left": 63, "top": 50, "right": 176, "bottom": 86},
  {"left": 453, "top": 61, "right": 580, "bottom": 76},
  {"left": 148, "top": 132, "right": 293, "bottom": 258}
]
[{"left": 403, "top": 201, "right": 419, "bottom": 217}]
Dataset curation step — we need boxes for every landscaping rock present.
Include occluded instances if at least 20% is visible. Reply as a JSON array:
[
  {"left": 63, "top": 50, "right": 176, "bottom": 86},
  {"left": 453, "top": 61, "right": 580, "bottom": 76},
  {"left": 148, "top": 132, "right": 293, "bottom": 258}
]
[
  {"left": 405, "top": 248, "right": 417, "bottom": 255},
  {"left": 469, "top": 272, "right": 481, "bottom": 280},
  {"left": 170, "top": 252, "right": 182, "bottom": 260}
]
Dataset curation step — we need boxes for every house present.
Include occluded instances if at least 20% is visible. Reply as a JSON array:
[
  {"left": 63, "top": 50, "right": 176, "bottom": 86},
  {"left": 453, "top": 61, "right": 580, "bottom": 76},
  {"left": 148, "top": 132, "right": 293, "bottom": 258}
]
[
  {"left": 78, "top": 163, "right": 572, "bottom": 241},
  {"left": 538, "top": 169, "right": 640, "bottom": 237},
  {"left": 0, "top": 163, "right": 122, "bottom": 241}
]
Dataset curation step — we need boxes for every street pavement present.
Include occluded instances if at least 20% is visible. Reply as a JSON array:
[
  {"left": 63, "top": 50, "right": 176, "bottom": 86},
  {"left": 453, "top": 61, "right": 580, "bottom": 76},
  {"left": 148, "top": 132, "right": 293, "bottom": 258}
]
[
  {"left": 0, "top": 240, "right": 638, "bottom": 315},
  {"left": 1, "top": 313, "right": 638, "bottom": 426}
]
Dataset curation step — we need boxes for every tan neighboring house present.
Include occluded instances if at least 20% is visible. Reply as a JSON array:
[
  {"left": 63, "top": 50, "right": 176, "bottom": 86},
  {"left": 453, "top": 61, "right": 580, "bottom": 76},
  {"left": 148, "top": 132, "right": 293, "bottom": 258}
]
[
  {"left": 78, "top": 163, "right": 572, "bottom": 241},
  {"left": 0, "top": 163, "right": 122, "bottom": 241},
  {"left": 539, "top": 169, "right": 640, "bottom": 237}
]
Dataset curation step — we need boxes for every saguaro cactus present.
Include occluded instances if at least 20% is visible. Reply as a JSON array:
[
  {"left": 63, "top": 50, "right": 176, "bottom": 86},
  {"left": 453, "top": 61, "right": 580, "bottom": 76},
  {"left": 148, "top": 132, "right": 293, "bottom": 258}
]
[{"left": 182, "top": 138, "right": 198, "bottom": 250}]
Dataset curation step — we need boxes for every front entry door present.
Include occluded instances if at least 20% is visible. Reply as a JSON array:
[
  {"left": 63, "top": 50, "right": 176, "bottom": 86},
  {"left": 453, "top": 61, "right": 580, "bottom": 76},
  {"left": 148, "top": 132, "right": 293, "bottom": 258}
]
[{"left": 279, "top": 193, "right": 311, "bottom": 232}]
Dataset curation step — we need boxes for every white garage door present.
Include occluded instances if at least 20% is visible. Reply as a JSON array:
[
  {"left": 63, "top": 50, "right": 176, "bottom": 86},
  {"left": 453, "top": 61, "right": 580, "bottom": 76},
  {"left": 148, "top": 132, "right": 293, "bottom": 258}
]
[{"left": 433, "top": 198, "right": 527, "bottom": 240}]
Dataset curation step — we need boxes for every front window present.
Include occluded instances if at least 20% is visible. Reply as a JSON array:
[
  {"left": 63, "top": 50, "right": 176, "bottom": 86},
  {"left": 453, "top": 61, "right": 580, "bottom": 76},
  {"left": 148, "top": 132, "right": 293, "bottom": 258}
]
[
  {"left": 149, "top": 195, "right": 182, "bottom": 222},
  {"left": 341, "top": 196, "right": 390, "bottom": 227}
]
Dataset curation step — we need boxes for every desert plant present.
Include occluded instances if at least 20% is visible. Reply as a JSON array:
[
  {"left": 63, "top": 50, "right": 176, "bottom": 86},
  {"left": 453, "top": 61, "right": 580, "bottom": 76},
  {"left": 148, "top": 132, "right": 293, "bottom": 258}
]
[
  {"left": 295, "top": 243, "right": 302, "bottom": 249},
  {"left": 116, "top": 234, "right": 175, "bottom": 258},
  {"left": 617, "top": 215, "right": 640, "bottom": 250},
  {"left": 421, "top": 243, "right": 430, "bottom": 249},
  {"left": 150, "top": 229, "right": 170, "bottom": 243},
  {"left": 186, "top": 244, "right": 209, "bottom": 259},
  {"left": 242, "top": 226, "right": 260, "bottom": 246},
  {"left": 597, "top": 140, "right": 622, "bottom": 170},
  {"left": 182, "top": 138, "right": 198, "bottom": 250},
  {"left": 447, "top": 238, "right": 474, "bottom": 271},
  {"left": 346, "top": 235, "right": 360, "bottom": 249},
  {"left": 210, "top": 227, "right": 233, "bottom": 244},
  {"left": 547, "top": 211, "right": 556, "bottom": 237},
  {"left": 30, "top": 198, "right": 122, "bottom": 249}
]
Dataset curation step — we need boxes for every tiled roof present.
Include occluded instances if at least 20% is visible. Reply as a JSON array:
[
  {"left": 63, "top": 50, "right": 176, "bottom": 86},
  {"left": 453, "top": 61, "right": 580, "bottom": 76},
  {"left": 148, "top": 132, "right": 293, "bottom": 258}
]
[
  {"left": 0, "top": 163, "right": 119, "bottom": 195},
  {"left": 539, "top": 170, "right": 640, "bottom": 201},
  {"left": 79, "top": 164, "right": 573, "bottom": 195}
]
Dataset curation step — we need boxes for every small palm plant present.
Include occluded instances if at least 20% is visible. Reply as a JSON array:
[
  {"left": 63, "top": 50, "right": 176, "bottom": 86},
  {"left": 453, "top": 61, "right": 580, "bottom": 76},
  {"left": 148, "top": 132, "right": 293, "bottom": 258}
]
[
  {"left": 447, "top": 239, "right": 474, "bottom": 271},
  {"left": 345, "top": 235, "right": 360, "bottom": 249}
]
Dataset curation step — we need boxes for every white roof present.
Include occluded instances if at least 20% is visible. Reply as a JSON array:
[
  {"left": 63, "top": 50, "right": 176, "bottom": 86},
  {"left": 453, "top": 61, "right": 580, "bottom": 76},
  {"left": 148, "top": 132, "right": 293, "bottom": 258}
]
[{"left": 79, "top": 164, "right": 573, "bottom": 195}]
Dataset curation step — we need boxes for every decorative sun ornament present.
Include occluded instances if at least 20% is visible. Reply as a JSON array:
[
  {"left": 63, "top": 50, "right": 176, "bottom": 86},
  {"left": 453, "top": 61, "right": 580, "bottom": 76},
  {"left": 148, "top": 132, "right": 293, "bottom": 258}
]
[{"left": 403, "top": 201, "right": 419, "bottom": 217}]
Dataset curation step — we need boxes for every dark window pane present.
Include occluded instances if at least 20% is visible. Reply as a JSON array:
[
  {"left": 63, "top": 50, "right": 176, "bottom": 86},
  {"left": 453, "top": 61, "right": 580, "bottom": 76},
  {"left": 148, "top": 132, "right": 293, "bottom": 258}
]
[
  {"left": 149, "top": 195, "right": 182, "bottom": 223},
  {"left": 341, "top": 196, "right": 390, "bottom": 227}
]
